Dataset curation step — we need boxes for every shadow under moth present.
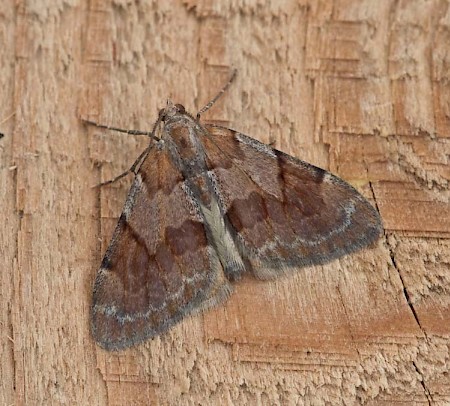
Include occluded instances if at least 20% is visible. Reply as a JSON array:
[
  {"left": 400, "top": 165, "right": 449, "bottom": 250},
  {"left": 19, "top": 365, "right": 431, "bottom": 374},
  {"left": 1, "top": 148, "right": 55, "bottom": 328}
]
[{"left": 89, "top": 72, "right": 382, "bottom": 351}]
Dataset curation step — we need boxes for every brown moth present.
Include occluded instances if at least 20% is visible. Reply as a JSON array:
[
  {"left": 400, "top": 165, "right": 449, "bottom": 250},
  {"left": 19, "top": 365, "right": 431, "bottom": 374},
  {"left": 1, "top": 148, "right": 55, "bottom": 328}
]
[{"left": 90, "top": 73, "right": 382, "bottom": 351}]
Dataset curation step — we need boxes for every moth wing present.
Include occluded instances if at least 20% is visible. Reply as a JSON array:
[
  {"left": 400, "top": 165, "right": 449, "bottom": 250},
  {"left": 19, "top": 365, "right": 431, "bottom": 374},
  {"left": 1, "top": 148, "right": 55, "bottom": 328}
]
[
  {"left": 203, "top": 125, "right": 382, "bottom": 279},
  {"left": 91, "top": 145, "right": 230, "bottom": 350}
]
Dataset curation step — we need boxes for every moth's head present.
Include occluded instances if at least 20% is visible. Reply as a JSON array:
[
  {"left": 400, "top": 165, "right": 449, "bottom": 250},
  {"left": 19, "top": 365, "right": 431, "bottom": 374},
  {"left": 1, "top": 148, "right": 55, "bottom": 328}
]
[{"left": 158, "top": 100, "right": 186, "bottom": 122}]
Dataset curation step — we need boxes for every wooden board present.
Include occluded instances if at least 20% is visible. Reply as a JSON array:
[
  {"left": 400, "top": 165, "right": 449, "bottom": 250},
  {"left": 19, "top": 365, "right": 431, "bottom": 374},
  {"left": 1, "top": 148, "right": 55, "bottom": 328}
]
[{"left": 1, "top": 0, "right": 449, "bottom": 404}]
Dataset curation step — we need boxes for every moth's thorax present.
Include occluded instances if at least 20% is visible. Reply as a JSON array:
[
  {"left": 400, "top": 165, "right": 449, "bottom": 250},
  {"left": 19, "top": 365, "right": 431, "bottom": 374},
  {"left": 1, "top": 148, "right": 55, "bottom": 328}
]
[
  {"left": 161, "top": 110, "right": 215, "bottom": 208},
  {"left": 163, "top": 112, "right": 206, "bottom": 167},
  {"left": 164, "top": 119, "right": 198, "bottom": 160}
]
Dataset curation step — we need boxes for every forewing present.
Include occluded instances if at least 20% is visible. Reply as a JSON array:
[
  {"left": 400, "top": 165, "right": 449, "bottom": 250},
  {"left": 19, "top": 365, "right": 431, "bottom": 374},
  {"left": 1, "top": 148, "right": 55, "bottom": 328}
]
[
  {"left": 91, "top": 144, "right": 230, "bottom": 350},
  {"left": 203, "top": 125, "right": 382, "bottom": 279}
]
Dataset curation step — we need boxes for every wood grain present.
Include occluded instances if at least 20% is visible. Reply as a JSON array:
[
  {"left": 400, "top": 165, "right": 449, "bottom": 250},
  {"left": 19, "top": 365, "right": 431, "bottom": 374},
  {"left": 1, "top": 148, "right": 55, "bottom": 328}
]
[{"left": 1, "top": 0, "right": 449, "bottom": 404}]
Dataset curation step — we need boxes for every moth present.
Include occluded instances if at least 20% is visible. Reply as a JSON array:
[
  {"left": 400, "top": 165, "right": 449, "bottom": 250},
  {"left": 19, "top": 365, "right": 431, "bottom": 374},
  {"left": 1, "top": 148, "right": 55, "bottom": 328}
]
[{"left": 89, "top": 72, "right": 382, "bottom": 351}]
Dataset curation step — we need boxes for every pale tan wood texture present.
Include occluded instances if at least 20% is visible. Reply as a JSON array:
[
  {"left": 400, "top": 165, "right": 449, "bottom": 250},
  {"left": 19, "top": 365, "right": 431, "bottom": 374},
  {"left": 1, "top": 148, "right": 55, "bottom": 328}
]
[{"left": 1, "top": 0, "right": 449, "bottom": 405}]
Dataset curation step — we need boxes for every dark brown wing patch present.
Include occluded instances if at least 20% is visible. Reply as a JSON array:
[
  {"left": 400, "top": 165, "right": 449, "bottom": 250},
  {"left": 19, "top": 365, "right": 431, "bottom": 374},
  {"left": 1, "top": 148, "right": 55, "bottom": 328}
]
[
  {"left": 204, "top": 125, "right": 382, "bottom": 278},
  {"left": 91, "top": 146, "right": 230, "bottom": 350}
]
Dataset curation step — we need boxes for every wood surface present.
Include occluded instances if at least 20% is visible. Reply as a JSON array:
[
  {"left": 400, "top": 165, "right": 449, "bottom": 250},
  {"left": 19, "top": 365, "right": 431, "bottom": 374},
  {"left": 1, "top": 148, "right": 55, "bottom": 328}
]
[{"left": 1, "top": 0, "right": 449, "bottom": 404}]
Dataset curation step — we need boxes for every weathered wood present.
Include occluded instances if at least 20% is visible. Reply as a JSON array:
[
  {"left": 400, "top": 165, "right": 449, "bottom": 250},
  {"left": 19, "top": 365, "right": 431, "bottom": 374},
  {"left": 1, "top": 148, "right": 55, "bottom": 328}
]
[{"left": 1, "top": 0, "right": 449, "bottom": 404}]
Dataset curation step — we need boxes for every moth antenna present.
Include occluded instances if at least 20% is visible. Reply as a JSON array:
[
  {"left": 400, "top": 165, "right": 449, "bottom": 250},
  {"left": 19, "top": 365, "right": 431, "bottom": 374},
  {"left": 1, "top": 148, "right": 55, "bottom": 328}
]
[
  {"left": 82, "top": 119, "right": 160, "bottom": 142},
  {"left": 197, "top": 69, "right": 237, "bottom": 119}
]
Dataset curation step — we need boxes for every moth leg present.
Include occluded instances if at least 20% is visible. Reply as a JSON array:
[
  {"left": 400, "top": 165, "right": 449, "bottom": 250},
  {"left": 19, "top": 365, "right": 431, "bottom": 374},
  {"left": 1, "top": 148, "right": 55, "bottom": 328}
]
[
  {"left": 196, "top": 69, "right": 237, "bottom": 119},
  {"left": 94, "top": 146, "right": 152, "bottom": 188}
]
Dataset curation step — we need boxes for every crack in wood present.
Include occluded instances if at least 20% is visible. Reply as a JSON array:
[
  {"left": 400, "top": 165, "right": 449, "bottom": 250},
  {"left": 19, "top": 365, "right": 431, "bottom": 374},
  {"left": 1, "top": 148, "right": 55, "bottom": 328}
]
[
  {"left": 335, "top": 283, "right": 361, "bottom": 359},
  {"left": 387, "top": 240, "right": 428, "bottom": 341},
  {"left": 413, "top": 361, "right": 433, "bottom": 405}
]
